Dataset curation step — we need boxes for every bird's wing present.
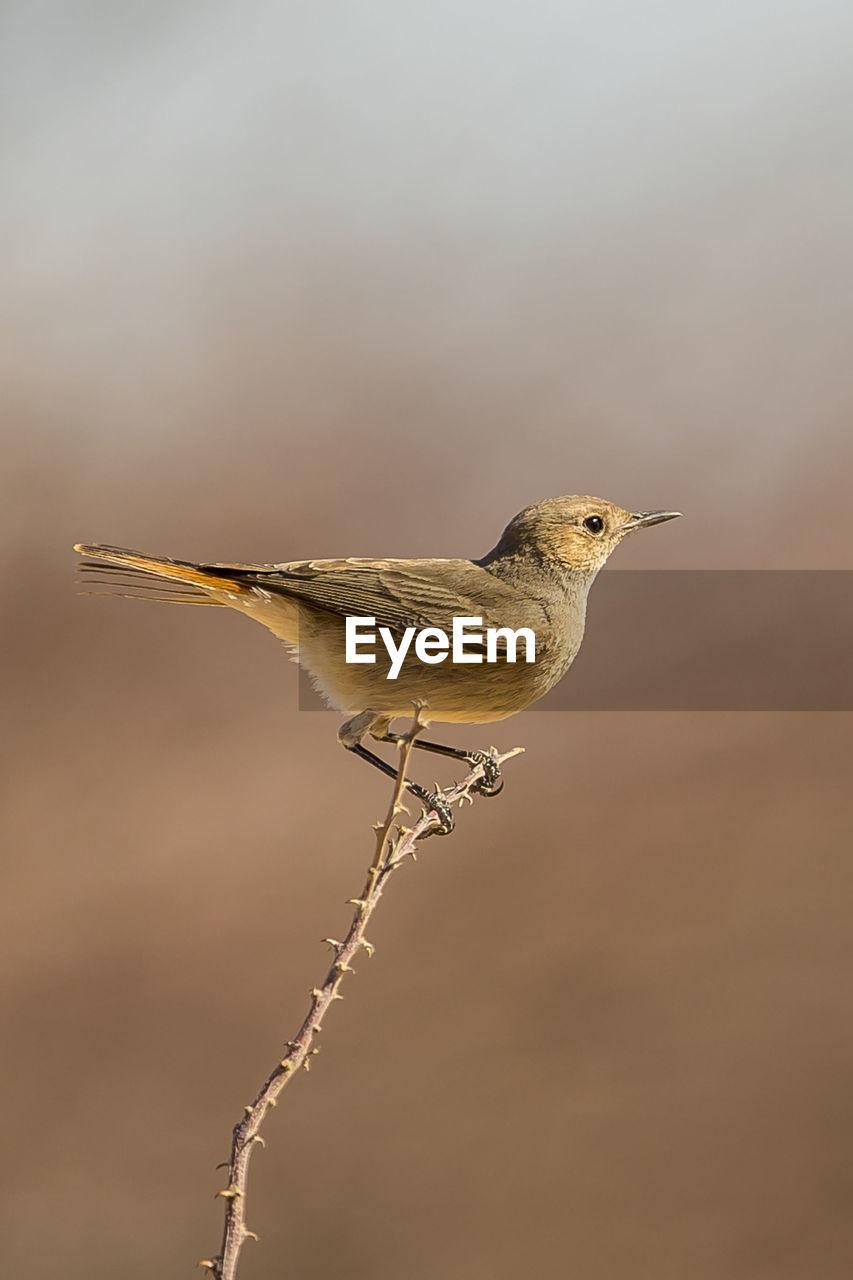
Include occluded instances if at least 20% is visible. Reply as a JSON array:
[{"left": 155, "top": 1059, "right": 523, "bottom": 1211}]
[
  {"left": 250, "top": 558, "right": 543, "bottom": 636},
  {"left": 74, "top": 547, "right": 548, "bottom": 644}
]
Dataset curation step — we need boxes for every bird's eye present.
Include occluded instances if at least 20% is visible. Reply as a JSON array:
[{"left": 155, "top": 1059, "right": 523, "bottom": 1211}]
[{"left": 583, "top": 515, "right": 605, "bottom": 534}]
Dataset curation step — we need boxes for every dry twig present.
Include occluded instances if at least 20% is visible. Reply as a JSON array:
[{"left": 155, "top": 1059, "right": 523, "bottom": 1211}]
[{"left": 200, "top": 711, "right": 523, "bottom": 1280}]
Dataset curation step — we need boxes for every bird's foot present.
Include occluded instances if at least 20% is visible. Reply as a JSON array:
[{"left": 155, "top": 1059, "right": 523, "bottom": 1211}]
[
  {"left": 467, "top": 751, "right": 504, "bottom": 797},
  {"left": 407, "top": 783, "right": 455, "bottom": 836}
]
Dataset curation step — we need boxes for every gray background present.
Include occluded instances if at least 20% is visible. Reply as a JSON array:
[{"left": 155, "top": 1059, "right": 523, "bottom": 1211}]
[{"left": 2, "top": 3, "right": 852, "bottom": 1278}]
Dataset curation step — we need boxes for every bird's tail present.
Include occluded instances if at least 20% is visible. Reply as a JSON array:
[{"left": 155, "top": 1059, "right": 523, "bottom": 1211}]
[{"left": 73, "top": 543, "right": 248, "bottom": 606}]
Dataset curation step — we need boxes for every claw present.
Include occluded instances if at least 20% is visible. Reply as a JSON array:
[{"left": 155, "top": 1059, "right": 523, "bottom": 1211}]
[
  {"left": 405, "top": 780, "right": 454, "bottom": 834},
  {"left": 468, "top": 751, "right": 503, "bottom": 797},
  {"left": 419, "top": 793, "right": 455, "bottom": 837},
  {"left": 476, "top": 775, "right": 504, "bottom": 797}
]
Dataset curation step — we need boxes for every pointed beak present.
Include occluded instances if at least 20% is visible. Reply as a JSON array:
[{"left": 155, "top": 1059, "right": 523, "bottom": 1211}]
[{"left": 620, "top": 510, "right": 682, "bottom": 533}]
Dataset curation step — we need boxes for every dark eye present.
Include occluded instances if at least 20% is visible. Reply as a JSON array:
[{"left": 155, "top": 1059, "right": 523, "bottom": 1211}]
[{"left": 583, "top": 515, "right": 605, "bottom": 534}]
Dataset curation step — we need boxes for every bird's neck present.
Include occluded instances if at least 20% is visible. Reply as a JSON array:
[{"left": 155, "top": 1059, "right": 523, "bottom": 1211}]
[{"left": 478, "top": 548, "right": 599, "bottom": 604}]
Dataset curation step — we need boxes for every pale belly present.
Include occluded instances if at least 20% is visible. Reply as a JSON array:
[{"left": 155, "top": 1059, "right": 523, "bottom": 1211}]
[
  {"left": 216, "top": 586, "right": 584, "bottom": 725},
  {"left": 297, "top": 618, "right": 581, "bottom": 724}
]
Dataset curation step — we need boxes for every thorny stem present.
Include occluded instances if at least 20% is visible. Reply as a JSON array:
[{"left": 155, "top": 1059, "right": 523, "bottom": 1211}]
[{"left": 200, "top": 711, "right": 523, "bottom": 1280}]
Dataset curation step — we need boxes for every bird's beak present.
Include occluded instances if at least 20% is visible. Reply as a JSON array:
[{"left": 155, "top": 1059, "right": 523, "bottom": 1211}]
[{"left": 620, "top": 510, "right": 682, "bottom": 532}]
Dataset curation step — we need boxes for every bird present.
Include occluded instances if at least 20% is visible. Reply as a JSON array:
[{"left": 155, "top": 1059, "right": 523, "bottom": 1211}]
[{"left": 75, "top": 495, "right": 680, "bottom": 831}]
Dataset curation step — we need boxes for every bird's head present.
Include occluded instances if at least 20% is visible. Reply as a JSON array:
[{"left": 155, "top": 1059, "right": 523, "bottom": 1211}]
[{"left": 484, "top": 495, "right": 681, "bottom": 575}]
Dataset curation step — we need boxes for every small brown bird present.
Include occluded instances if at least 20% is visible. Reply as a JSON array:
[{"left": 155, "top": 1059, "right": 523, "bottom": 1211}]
[{"left": 76, "top": 496, "right": 680, "bottom": 829}]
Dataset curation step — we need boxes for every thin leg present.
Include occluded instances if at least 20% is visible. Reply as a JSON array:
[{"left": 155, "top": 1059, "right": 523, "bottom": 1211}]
[
  {"left": 345, "top": 742, "right": 455, "bottom": 835},
  {"left": 377, "top": 734, "right": 504, "bottom": 797}
]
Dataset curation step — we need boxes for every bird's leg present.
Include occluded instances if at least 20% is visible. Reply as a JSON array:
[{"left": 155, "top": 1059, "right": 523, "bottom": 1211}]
[
  {"left": 338, "top": 713, "right": 454, "bottom": 835},
  {"left": 346, "top": 744, "right": 455, "bottom": 835},
  {"left": 377, "top": 732, "right": 504, "bottom": 797}
]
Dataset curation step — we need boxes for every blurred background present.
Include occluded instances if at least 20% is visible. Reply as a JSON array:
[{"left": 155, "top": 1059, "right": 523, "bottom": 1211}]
[{"left": 2, "top": 2, "right": 852, "bottom": 1277}]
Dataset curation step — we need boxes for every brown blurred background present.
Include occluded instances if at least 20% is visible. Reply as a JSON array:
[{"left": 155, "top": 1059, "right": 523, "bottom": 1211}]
[{"left": 2, "top": 3, "right": 853, "bottom": 1278}]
